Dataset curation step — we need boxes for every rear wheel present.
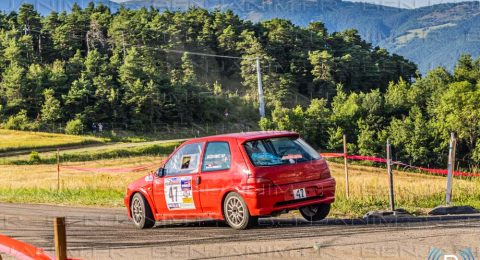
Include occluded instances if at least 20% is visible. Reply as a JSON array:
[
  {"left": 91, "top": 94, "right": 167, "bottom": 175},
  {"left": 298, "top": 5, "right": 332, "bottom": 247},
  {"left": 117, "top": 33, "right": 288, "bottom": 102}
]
[
  {"left": 223, "top": 192, "right": 256, "bottom": 230},
  {"left": 300, "top": 203, "right": 331, "bottom": 222},
  {"left": 131, "top": 193, "right": 155, "bottom": 229}
]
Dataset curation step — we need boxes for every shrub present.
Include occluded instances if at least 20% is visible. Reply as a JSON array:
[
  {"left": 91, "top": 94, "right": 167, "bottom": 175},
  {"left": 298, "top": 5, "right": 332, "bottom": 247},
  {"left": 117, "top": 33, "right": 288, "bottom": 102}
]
[
  {"left": 4, "top": 110, "right": 38, "bottom": 131},
  {"left": 28, "top": 151, "right": 41, "bottom": 164},
  {"left": 65, "top": 119, "right": 84, "bottom": 135}
]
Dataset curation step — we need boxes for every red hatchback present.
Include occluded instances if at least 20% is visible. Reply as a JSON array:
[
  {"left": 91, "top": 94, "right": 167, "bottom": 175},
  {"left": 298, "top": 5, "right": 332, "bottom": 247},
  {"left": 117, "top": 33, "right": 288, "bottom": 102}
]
[{"left": 124, "top": 131, "right": 336, "bottom": 230}]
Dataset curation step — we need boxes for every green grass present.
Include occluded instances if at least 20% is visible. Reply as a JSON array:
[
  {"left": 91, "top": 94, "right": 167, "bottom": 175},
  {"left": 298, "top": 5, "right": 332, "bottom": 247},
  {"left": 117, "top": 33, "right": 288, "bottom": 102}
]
[
  {"left": 0, "top": 187, "right": 125, "bottom": 207},
  {"left": 0, "top": 129, "right": 106, "bottom": 153},
  {"left": 3, "top": 141, "right": 181, "bottom": 165}
]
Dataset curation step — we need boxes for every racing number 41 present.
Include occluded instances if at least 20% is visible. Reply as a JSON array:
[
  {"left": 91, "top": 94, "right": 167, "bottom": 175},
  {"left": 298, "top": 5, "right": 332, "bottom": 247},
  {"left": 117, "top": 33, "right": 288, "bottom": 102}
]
[
  {"left": 168, "top": 186, "right": 178, "bottom": 202},
  {"left": 293, "top": 188, "right": 307, "bottom": 200}
]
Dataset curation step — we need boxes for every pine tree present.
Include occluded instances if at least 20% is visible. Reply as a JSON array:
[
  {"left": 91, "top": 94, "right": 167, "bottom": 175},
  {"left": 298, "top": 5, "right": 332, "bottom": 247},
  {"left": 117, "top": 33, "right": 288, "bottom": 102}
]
[{"left": 41, "top": 88, "right": 62, "bottom": 124}]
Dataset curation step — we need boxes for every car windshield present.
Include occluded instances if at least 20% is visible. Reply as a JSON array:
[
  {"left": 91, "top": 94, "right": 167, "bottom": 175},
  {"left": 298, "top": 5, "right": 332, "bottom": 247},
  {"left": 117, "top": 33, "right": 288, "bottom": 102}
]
[{"left": 243, "top": 137, "right": 321, "bottom": 167}]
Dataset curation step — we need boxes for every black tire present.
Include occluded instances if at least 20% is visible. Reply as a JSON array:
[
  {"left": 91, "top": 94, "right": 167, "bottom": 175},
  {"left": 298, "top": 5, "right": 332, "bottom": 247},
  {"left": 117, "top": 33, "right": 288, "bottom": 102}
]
[
  {"left": 223, "top": 192, "right": 256, "bottom": 230},
  {"left": 299, "top": 203, "right": 331, "bottom": 222},
  {"left": 131, "top": 193, "right": 155, "bottom": 229}
]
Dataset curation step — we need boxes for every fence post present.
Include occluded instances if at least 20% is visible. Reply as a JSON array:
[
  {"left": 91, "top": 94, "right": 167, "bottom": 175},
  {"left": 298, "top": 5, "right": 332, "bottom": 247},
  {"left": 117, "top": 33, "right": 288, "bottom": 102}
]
[
  {"left": 54, "top": 217, "right": 67, "bottom": 260},
  {"left": 343, "top": 134, "right": 350, "bottom": 199},
  {"left": 57, "top": 148, "right": 60, "bottom": 192},
  {"left": 387, "top": 139, "right": 395, "bottom": 211},
  {"left": 446, "top": 132, "right": 456, "bottom": 205}
]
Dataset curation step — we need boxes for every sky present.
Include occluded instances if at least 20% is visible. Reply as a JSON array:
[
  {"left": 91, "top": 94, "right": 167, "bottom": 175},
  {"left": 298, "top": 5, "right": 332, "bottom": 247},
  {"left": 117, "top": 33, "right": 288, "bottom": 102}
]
[{"left": 345, "top": 0, "right": 478, "bottom": 8}]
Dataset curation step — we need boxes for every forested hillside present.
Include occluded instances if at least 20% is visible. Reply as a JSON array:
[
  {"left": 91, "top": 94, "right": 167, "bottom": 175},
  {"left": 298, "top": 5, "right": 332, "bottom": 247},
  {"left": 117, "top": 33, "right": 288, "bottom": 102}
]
[
  {"left": 2, "top": 1, "right": 480, "bottom": 72},
  {"left": 0, "top": 3, "right": 415, "bottom": 132},
  {"left": 119, "top": 0, "right": 480, "bottom": 73},
  {"left": 1, "top": 3, "right": 479, "bottom": 171},
  {"left": 260, "top": 55, "right": 480, "bottom": 170}
]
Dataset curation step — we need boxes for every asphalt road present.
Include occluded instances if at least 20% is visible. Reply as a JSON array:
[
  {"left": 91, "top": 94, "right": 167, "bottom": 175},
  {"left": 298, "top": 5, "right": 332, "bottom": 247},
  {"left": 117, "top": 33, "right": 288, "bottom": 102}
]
[{"left": 1, "top": 203, "right": 479, "bottom": 260}]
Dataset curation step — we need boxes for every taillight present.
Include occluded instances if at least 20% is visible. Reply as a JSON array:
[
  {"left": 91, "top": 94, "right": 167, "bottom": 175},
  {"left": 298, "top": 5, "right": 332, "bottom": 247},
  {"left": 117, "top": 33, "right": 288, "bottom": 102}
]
[{"left": 245, "top": 177, "right": 274, "bottom": 189}]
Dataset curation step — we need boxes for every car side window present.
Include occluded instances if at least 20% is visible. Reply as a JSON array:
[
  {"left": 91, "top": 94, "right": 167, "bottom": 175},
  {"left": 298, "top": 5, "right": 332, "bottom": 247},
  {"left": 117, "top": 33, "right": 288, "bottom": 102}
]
[
  {"left": 202, "top": 142, "right": 231, "bottom": 172},
  {"left": 164, "top": 142, "right": 204, "bottom": 176}
]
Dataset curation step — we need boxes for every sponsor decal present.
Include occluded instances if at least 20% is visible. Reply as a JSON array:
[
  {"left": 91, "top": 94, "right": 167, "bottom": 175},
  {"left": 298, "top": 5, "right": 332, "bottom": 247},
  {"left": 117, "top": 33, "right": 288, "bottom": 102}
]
[{"left": 164, "top": 176, "right": 195, "bottom": 210}]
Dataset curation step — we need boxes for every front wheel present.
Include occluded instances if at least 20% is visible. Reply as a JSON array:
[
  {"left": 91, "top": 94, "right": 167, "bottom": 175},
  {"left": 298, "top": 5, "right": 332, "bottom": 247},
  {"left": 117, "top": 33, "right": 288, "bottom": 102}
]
[
  {"left": 299, "top": 203, "right": 331, "bottom": 222},
  {"left": 223, "top": 192, "right": 256, "bottom": 230},
  {"left": 131, "top": 193, "right": 155, "bottom": 229}
]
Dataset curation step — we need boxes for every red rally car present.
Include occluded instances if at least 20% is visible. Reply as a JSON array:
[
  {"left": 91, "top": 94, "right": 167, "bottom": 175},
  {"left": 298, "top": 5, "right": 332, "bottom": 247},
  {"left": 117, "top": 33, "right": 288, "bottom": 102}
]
[{"left": 124, "top": 131, "right": 336, "bottom": 230}]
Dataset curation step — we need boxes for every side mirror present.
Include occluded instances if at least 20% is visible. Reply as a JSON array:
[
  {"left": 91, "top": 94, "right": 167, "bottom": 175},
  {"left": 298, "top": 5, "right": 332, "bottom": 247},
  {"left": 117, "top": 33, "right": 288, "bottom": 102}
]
[{"left": 155, "top": 167, "right": 165, "bottom": 177}]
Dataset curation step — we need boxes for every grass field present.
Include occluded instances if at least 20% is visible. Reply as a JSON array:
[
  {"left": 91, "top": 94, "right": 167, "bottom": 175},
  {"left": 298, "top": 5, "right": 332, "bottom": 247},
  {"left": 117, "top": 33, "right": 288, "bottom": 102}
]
[
  {"left": 0, "top": 156, "right": 158, "bottom": 207},
  {"left": 0, "top": 129, "right": 105, "bottom": 153},
  {"left": 1, "top": 141, "right": 182, "bottom": 165},
  {"left": 1, "top": 156, "right": 479, "bottom": 217}
]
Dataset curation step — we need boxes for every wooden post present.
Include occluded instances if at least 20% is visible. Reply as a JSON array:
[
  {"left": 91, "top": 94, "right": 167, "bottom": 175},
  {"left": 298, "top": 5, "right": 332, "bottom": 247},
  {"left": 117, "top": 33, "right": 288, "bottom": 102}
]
[
  {"left": 54, "top": 217, "right": 67, "bottom": 260},
  {"left": 387, "top": 139, "right": 395, "bottom": 211},
  {"left": 446, "top": 132, "right": 456, "bottom": 205},
  {"left": 343, "top": 134, "right": 349, "bottom": 199},
  {"left": 56, "top": 148, "right": 60, "bottom": 192}
]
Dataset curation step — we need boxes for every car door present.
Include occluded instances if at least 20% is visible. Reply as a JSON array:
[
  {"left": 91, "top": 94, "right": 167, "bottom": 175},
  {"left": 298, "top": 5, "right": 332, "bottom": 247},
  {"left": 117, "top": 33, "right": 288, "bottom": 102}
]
[
  {"left": 152, "top": 142, "right": 205, "bottom": 219},
  {"left": 198, "top": 141, "right": 233, "bottom": 214}
]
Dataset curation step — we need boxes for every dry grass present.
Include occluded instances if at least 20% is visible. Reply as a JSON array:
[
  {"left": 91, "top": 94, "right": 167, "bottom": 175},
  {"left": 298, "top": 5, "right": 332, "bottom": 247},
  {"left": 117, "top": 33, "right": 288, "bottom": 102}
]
[
  {"left": 328, "top": 161, "right": 480, "bottom": 217},
  {"left": 0, "top": 156, "right": 164, "bottom": 207},
  {"left": 0, "top": 157, "right": 479, "bottom": 216},
  {"left": 0, "top": 156, "right": 163, "bottom": 190},
  {"left": 0, "top": 129, "right": 105, "bottom": 152}
]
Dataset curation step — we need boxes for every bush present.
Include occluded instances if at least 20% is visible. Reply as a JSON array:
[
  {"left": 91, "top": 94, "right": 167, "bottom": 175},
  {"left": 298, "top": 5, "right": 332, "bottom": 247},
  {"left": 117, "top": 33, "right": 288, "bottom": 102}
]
[
  {"left": 4, "top": 110, "right": 38, "bottom": 131},
  {"left": 28, "top": 151, "right": 41, "bottom": 164},
  {"left": 65, "top": 119, "right": 84, "bottom": 135}
]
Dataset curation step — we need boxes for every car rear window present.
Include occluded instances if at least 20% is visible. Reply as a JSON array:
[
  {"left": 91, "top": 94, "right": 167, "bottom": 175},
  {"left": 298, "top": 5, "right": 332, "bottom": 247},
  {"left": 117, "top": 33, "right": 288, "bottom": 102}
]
[{"left": 243, "top": 137, "right": 321, "bottom": 167}]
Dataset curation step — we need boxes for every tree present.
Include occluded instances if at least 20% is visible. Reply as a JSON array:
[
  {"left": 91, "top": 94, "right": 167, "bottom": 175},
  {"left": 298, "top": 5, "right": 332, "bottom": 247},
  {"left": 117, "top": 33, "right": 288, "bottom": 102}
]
[
  {"left": 309, "top": 50, "right": 334, "bottom": 97},
  {"left": 303, "top": 98, "right": 331, "bottom": 147},
  {"left": 25, "top": 63, "right": 48, "bottom": 116},
  {"left": 454, "top": 54, "right": 480, "bottom": 84},
  {"left": 1, "top": 63, "right": 27, "bottom": 113},
  {"left": 40, "top": 88, "right": 61, "bottom": 124},
  {"left": 389, "top": 106, "right": 433, "bottom": 165},
  {"left": 238, "top": 30, "right": 287, "bottom": 106},
  {"left": 431, "top": 81, "right": 480, "bottom": 161},
  {"left": 63, "top": 75, "right": 93, "bottom": 118},
  {"left": 357, "top": 118, "right": 386, "bottom": 156},
  {"left": 17, "top": 4, "right": 41, "bottom": 59},
  {"left": 385, "top": 78, "right": 411, "bottom": 115},
  {"left": 180, "top": 53, "right": 197, "bottom": 85},
  {"left": 52, "top": 4, "right": 88, "bottom": 59},
  {"left": 330, "top": 85, "right": 360, "bottom": 140},
  {"left": 48, "top": 60, "right": 68, "bottom": 94},
  {"left": 218, "top": 25, "right": 238, "bottom": 53},
  {"left": 3, "top": 32, "right": 35, "bottom": 67}
]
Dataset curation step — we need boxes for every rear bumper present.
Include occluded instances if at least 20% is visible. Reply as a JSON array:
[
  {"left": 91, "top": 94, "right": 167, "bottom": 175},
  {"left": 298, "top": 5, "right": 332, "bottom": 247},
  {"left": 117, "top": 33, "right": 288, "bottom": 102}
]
[{"left": 242, "top": 177, "right": 336, "bottom": 216}]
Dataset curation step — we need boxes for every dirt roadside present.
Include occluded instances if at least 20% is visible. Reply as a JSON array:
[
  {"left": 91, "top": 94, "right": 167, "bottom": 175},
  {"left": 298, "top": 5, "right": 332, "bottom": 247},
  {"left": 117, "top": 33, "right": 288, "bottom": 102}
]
[{"left": 0, "top": 203, "right": 479, "bottom": 260}]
